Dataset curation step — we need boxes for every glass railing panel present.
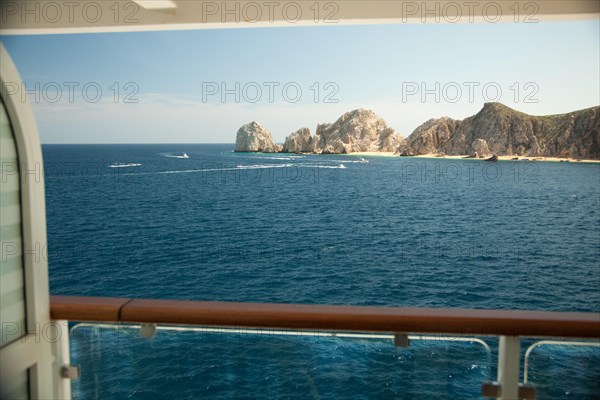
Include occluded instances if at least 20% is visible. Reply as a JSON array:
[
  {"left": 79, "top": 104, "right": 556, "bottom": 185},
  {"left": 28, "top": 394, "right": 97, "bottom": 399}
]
[
  {"left": 70, "top": 324, "right": 492, "bottom": 399},
  {"left": 524, "top": 339, "right": 600, "bottom": 399}
]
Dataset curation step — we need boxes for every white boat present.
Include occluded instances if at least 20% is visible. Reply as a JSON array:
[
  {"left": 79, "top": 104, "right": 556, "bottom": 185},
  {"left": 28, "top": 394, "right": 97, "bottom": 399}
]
[
  {"left": 339, "top": 164, "right": 347, "bottom": 169},
  {"left": 358, "top": 157, "right": 369, "bottom": 163}
]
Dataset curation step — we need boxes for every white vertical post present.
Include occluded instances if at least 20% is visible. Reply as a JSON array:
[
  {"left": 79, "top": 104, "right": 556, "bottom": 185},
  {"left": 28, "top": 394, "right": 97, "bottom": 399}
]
[
  {"left": 497, "top": 336, "right": 521, "bottom": 400},
  {"left": 52, "top": 320, "right": 72, "bottom": 400}
]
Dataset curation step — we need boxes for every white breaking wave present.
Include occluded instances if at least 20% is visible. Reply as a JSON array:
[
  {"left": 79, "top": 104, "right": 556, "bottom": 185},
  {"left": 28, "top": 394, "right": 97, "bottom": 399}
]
[{"left": 108, "top": 163, "right": 142, "bottom": 168}]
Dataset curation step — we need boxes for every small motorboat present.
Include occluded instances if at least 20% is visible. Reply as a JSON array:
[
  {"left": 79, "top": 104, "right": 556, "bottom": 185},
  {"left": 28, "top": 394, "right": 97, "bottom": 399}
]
[{"left": 168, "top": 152, "right": 190, "bottom": 159}]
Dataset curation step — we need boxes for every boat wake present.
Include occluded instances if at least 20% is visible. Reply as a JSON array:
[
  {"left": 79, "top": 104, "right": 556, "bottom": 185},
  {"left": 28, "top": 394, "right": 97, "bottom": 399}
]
[
  {"left": 248, "top": 156, "right": 294, "bottom": 161},
  {"left": 236, "top": 163, "right": 294, "bottom": 169},
  {"left": 162, "top": 153, "right": 190, "bottom": 159},
  {"left": 119, "top": 163, "right": 347, "bottom": 176},
  {"left": 326, "top": 159, "right": 368, "bottom": 164},
  {"left": 108, "top": 163, "right": 142, "bottom": 168}
]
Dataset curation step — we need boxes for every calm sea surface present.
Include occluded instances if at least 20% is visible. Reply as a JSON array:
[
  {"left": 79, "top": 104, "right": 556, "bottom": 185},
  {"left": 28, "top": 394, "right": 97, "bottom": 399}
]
[{"left": 43, "top": 144, "right": 600, "bottom": 399}]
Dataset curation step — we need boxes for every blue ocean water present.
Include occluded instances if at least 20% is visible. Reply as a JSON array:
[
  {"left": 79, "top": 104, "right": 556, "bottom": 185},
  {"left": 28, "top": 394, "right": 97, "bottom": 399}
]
[{"left": 42, "top": 144, "right": 600, "bottom": 399}]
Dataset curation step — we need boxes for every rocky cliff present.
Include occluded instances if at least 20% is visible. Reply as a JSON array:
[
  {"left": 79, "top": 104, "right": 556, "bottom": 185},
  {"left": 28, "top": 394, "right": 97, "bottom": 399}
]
[
  {"left": 282, "top": 127, "right": 312, "bottom": 153},
  {"left": 235, "top": 104, "right": 599, "bottom": 158},
  {"left": 399, "top": 103, "right": 600, "bottom": 159},
  {"left": 398, "top": 116, "right": 460, "bottom": 156},
  {"left": 234, "top": 121, "right": 282, "bottom": 152},
  {"left": 235, "top": 109, "right": 404, "bottom": 154},
  {"left": 309, "top": 109, "right": 404, "bottom": 154}
]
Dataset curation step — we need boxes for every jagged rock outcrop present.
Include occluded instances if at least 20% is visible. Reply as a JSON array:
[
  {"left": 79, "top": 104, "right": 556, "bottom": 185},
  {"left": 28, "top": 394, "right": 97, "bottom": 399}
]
[
  {"left": 282, "top": 127, "right": 312, "bottom": 153},
  {"left": 399, "top": 103, "right": 600, "bottom": 159},
  {"left": 471, "top": 139, "right": 491, "bottom": 156},
  {"left": 310, "top": 109, "right": 404, "bottom": 154},
  {"left": 234, "top": 121, "right": 282, "bottom": 152},
  {"left": 398, "top": 117, "right": 459, "bottom": 155},
  {"left": 235, "top": 103, "right": 600, "bottom": 158}
]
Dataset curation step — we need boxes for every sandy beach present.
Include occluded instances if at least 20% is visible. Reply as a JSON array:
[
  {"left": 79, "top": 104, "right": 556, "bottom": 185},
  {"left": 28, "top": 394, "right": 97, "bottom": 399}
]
[
  {"left": 411, "top": 154, "right": 600, "bottom": 163},
  {"left": 343, "top": 152, "right": 599, "bottom": 163}
]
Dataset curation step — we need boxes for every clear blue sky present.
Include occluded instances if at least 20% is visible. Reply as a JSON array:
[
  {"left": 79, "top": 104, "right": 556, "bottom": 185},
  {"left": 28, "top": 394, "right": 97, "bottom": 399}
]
[{"left": 2, "top": 20, "right": 599, "bottom": 143}]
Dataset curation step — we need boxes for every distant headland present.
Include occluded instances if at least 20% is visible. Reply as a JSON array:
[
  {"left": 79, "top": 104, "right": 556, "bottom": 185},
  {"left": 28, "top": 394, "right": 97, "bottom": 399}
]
[{"left": 234, "top": 103, "right": 600, "bottom": 162}]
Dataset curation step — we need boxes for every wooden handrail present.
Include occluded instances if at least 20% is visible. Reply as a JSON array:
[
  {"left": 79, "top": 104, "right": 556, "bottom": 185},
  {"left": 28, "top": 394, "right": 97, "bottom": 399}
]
[{"left": 50, "top": 295, "right": 600, "bottom": 338}]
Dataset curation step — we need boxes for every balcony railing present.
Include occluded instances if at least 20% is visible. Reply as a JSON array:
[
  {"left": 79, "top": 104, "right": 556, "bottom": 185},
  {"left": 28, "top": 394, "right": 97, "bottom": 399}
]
[
  {"left": 50, "top": 295, "right": 600, "bottom": 338},
  {"left": 49, "top": 295, "right": 600, "bottom": 400}
]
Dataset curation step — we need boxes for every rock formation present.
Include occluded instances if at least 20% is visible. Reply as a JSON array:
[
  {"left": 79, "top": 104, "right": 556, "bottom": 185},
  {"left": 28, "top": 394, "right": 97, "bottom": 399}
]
[
  {"left": 234, "top": 103, "right": 599, "bottom": 158},
  {"left": 234, "top": 121, "right": 282, "bottom": 152},
  {"left": 282, "top": 127, "right": 312, "bottom": 153},
  {"left": 399, "top": 117, "right": 459, "bottom": 155},
  {"left": 399, "top": 103, "right": 600, "bottom": 159},
  {"left": 471, "top": 138, "right": 491, "bottom": 156},
  {"left": 309, "top": 109, "right": 404, "bottom": 154}
]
